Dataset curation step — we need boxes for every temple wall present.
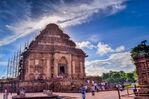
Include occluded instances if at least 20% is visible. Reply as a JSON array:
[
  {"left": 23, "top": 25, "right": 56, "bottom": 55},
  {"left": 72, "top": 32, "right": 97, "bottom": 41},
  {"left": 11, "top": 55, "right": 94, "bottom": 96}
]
[
  {"left": 46, "top": 55, "right": 51, "bottom": 79},
  {"left": 71, "top": 55, "right": 85, "bottom": 78},
  {"left": 24, "top": 53, "right": 52, "bottom": 80},
  {"left": 24, "top": 52, "right": 85, "bottom": 81},
  {"left": 135, "top": 58, "right": 149, "bottom": 84},
  {"left": 21, "top": 24, "right": 86, "bottom": 81},
  {"left": 54, "top": 52, "right": 72, "bottom": 77}
]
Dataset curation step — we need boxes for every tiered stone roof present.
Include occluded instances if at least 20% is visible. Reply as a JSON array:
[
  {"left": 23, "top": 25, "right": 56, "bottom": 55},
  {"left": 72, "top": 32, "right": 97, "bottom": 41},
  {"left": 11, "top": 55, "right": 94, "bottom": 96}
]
[{"left": 27, "top": 23, "right": 86, "bottom": 56}]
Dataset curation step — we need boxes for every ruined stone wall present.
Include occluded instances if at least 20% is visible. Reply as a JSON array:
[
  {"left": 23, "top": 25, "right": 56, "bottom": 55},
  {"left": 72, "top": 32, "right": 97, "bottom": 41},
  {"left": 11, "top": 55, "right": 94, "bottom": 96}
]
[
  {"left": 25, "top": 53, "right": 53, "bottom": 80},
  {"left": 24, "top": 52, "right": 85, "bottom": 80}
]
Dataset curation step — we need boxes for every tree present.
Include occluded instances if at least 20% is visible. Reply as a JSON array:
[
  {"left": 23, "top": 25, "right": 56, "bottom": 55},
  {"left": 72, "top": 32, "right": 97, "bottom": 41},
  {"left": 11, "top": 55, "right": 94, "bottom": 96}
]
[
  {"left": 102, "top": 71, "right": 136, "bottom": 84},
  {"left": 126, "top": 72, "right": 134, "bottom": 82},
  {"left": 131, "top": 40, "right": 149, "bottom": 59}
]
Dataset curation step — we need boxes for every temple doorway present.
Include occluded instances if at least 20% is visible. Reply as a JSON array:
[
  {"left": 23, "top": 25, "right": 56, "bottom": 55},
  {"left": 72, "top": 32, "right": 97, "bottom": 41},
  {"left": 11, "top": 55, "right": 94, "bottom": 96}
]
[
  {"left": 58, "top": 57, "right": 68, "bottom": 76},
  {"left": 59, "top": 65, "right": 65, "bottom": 74}
]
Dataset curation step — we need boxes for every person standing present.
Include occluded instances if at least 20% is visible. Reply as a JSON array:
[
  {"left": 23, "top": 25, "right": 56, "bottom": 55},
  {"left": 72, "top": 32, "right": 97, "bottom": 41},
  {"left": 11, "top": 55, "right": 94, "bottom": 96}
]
[
  {"left": 3, "top": 89, "right": 8, "bottom": 99},
  {"left": 80, "top": 84, "right": 86, "bottom": 99},
  {"left": 84, "top": 85, "right": 88, "bottom": 92},
  {"left": 101, "top": 82, "right": 105, "bottom": 91},
  {"left": 132, "top": 82, "right": 137, "bottom": 94},
  {"left": 20, "top": 88, "right": 26, "bottom": 97},
  {"left": 91, "top": 85, "right": 95, "bottom": 96},
  {"left": 17, "top": 89, "right": 20, "bottom": 96}
]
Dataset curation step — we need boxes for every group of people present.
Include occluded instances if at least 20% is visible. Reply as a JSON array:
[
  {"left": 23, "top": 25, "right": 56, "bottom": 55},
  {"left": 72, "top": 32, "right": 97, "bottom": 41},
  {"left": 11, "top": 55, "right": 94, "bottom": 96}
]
[
  {"left": 3, "top": 88, "right": 26, "bottom": 99},
  {"left": 80, "top": 80, "right": 137, "bottom": 99},
  {"left": 80, "top": 84, "right": 97, "bottom": 99},
  {"left": 86, "top": 80, "right": 114, "bottom": 91},
  {"left": 80, "top": 80, "right": 103, "bottom": 99},
  {"left": 2, "top": 80, "right": 137, "bottom": 99}
]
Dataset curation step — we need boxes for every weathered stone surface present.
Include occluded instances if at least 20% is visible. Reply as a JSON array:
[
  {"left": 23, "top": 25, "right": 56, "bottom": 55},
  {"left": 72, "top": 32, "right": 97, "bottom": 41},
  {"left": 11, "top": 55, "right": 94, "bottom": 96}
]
[
  {"left": 134, "top": 56, "right": 149, "bottom": 98},
  {"left": 134, "top": 96, "right": 149, "bottom": 99},
  {"left": 19, "top": 23, "right": 86, "bottom": 81},
  {"left": 12, "top": 95, "right": 59, "bottom": 99},
  {"left": 15, "top": 24, "right": 86, "bottom": 92}
]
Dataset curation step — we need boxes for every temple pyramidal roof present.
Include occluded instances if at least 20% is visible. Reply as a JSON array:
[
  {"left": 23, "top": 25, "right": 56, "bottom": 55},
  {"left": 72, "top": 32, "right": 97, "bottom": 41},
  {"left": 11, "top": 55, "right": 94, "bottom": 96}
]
[{"left": 25, "top": 23, "right": 86, "bottom": 57}]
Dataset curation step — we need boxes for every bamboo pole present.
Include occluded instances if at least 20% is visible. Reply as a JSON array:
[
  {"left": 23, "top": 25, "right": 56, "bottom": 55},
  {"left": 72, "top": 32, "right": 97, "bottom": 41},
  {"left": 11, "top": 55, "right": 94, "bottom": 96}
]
[
  {"left": 10, "top": 58, "right": 13, "bottom": 78},
  {"left": 15, "top": 51, "right": 19, "bottom": 77},
  {"left": 13, "top": 53, "right": 16, "bottom": 78},
  {"left": 7, "top": 59, "right": 10, "bottom": 78}
]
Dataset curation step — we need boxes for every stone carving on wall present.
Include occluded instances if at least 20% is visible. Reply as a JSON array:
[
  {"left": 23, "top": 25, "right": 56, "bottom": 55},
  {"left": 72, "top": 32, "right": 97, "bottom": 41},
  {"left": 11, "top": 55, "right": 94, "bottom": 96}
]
[{"left": 20, "top": 23, "right": 87, "bottom": 81}]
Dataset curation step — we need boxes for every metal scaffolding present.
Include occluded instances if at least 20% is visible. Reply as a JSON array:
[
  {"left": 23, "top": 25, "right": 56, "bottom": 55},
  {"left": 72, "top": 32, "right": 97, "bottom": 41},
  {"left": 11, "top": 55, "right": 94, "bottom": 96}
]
[{"left": 6, "top": 43, "right": 28, "bottom": 79}]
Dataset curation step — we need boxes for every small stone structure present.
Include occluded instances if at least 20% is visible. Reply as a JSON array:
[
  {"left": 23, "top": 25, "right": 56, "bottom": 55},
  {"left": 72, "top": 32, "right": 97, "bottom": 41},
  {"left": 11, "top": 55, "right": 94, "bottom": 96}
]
[
  {"left": 133, "top": 56, "right": 149, "bottom": 99},
  {"left": 131, "top": 42, "right": 149, "bottom": 99}
]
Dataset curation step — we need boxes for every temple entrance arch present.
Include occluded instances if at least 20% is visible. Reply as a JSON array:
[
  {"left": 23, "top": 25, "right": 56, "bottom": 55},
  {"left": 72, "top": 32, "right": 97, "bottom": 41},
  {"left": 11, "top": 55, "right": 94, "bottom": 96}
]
[{"left": 58, "top": 57, "right": 68, "bottom": 76}]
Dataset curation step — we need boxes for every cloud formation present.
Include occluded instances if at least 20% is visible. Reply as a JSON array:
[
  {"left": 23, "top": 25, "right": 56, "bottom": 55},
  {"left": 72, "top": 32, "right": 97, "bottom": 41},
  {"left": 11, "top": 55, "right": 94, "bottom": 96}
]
[
  {"left": 76, "top": 41, "right": 96, "bottom": 49},
  {"left": 86, "top": 52, "right": 134, "bottom": 76},
  {"left": 96, "top": 42, "right": 114, "bottom": 56},
  {"left": 115, "top": 45, "right": 125, "bottom": 52},
  {"left": 0, "top": 0, "right": 127, "bottom": 47},
  {"left": 76, "top": 41, "right": 125, "bottom": 56},
  {"left": 75, "top": 41, "right": 134, "bottom": 75}
]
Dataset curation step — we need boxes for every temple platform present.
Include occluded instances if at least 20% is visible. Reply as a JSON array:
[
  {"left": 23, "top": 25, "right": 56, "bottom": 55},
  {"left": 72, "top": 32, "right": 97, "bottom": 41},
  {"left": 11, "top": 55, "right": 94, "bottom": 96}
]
[{"left": 135, "top": 96, "right": 149, "bottom": 99}]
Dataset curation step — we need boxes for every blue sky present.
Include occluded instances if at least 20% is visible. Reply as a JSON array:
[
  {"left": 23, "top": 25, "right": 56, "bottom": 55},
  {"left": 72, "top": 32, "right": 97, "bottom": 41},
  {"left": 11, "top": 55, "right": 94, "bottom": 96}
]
[{"left": 0, "top": 0, "right": 149, "bottom": 77}]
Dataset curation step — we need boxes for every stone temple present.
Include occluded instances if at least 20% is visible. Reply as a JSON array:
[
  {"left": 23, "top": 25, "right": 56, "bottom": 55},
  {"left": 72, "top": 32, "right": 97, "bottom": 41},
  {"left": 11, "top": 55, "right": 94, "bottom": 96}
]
[
  {"left": 13, "top": 24, "right": 86, "bottom": 92},
  {"left": 20, "top": 23, "right": 86, "bottom": 80}
]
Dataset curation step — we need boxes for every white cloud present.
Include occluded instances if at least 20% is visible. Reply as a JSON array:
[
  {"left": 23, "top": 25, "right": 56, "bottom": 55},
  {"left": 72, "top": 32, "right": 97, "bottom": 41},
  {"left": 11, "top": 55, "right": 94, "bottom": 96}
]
[
  {"left": 115, "top": 45, "right": 125, "bottom": 52},
  {"left": 0, "top": 0, "right": 127, "bottom": 47},
  {"left": 76, "top": 41, "right": 126, "bottom": 56},
  {"left": 96, "top": 42, "right": 114, "bottom": 56},
  {"left": 96, "top": 43, "right": 126, "bottom": 56},
  {"left": 85, "top": 52, "right": 135, "bottom": 76},
  {"left": 76, "top": 41, "right": 96, "bottom": 49},
  {"left": 75, "top": 41, "right": 132, "bottom": 76}
]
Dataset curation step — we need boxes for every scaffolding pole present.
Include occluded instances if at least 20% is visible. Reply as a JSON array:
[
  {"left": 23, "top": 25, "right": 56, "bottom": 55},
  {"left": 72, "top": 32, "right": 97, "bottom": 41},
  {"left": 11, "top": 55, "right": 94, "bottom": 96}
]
[
  {"left": 9, "top": 58, "right": 12, "bottom": 78},
  {"left": 7, "top": 58, "right": 10, "bottom": 78},
  {"left": 12, "top": 53, "right": 16, "bottom": 78},
  {"left": 15, "top": 51, "right": 19, "bottom": 77}
]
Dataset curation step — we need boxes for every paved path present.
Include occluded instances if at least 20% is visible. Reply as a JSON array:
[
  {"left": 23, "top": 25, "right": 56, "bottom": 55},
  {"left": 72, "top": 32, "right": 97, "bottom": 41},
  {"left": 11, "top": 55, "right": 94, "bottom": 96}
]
[
  {"left": 0, "top": 90, "right": 134, "bottom": 99},
  {"left": 54, "top": 91, "right": 134, "bottom": 99}
]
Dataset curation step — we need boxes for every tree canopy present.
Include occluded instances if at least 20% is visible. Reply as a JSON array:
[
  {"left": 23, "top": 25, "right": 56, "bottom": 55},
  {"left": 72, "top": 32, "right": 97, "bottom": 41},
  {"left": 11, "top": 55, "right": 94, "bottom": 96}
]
[
  {"left": 102, "top": 71, "right": 137, "bottom": 84},
  {"left": 131, "top": 40, "right": 149, "bottom": 59}
]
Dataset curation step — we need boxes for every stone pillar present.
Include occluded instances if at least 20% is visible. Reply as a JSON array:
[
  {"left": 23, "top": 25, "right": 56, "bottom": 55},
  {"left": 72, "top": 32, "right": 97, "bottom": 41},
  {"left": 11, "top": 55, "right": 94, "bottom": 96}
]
[
  {"left": 71, "top": 59, "right": 73, "bottom": 77},
  {"left": 72, "top": 60, "right": 75, "bottom": 78},
  {"left": 80, "top": 62, "right": 83, "bottom": 78},
  {"left": 68, "top": 54, "right": 71, "bottom": 77},
  {"left": 72, "top": 61, "right": 75, "bottom": 74},
  {"left": 50, "top": 54, "right": 54, "bottom": 78},
  {"left": 83, "top": 59, "right": 86, "bottom": 77},
  {"left": 46, "top": 59, "right": 51, "bottom": 79},
  {"left": 54, "top": 58, "right": 58, "bottom": 76},
  {"left": 134, "top": 57, "right": 149, "bottom": 99}
]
